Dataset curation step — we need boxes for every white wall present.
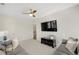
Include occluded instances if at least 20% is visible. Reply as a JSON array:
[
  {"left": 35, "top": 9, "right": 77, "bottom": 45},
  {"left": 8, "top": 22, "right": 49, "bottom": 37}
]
[
  {"left": 36, "top": 4, "right": 79, "bottom": 46},
  {"left": 0, "top": 16, "right": 33, "bottom": 41}
]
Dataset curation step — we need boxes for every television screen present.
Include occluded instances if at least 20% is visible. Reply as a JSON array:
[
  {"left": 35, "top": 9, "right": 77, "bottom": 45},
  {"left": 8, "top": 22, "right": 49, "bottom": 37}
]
[{"left": 41, "top": 20, "right": 57, "bottom": 31}]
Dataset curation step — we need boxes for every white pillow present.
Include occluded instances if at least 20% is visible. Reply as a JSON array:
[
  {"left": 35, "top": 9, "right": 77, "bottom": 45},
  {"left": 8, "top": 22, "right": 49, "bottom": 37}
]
[
  {"left": 12, "top": 37, "right": 19, "bottom": 50},
  {"left": 66, "top": 39, "right": 77, "bottom": 54}
]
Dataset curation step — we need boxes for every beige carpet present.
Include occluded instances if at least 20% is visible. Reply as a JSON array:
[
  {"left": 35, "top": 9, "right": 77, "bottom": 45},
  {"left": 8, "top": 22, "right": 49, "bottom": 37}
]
[{"left": 20, "top": 39, "right": 56, "bottom": 55}]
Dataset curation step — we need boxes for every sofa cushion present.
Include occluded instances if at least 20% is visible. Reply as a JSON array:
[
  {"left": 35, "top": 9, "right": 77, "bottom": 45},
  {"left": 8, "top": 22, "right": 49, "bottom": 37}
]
[
  {"left": 62, "top": 39, "right": 67, "bottom": 44},
  {"left": 0, "top": 44, "right": 5, "bottom": 51},
  {"left": 12, "top": 38, "right": 19, "bottom": 50}
]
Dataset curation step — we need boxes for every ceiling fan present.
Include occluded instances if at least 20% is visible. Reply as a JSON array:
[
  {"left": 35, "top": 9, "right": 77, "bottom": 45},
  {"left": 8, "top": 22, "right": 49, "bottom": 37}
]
[{"left": 23, "top": 9, "right": 37, "bottom": 17}]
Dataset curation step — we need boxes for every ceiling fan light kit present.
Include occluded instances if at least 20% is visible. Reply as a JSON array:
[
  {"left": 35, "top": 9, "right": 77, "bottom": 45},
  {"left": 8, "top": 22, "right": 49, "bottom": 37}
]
[{"left": 29, "top": 14, "right": 33, "bottom": 16}]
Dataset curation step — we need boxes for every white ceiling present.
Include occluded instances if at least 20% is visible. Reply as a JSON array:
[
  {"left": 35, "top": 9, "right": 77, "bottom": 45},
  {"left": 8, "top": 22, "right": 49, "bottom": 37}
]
[{"left": 0, "top": 3, "right": 78, "bottom": 19}]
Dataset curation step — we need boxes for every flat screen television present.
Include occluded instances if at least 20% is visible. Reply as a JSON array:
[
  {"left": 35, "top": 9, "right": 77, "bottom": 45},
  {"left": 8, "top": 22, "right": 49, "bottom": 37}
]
[{"left": 41, "top": 20, "right": 57, "bottom": 31}]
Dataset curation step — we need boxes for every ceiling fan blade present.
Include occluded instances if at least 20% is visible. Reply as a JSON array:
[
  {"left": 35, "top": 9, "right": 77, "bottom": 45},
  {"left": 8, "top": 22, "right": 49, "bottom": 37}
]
[
  {"left": 33, "top": 10, "right": 37, "bottom": 13},
  {"left": 23, "top": 13, "right": 30, "bottom": 14},
  {"left": 30, "top": 9, "right": 37, "bottom": 13},
  {"left": 33, "top": 14, "right": 36, "bottom": 17},
  {"left": 30, "top": 9, "right": 32, "bottom": 11}
]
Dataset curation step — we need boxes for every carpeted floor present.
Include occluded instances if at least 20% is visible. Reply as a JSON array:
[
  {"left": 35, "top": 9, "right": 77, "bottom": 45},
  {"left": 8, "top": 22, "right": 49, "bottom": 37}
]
[{"left": 19, "top": 39, "right": 56, "bottom": 55}]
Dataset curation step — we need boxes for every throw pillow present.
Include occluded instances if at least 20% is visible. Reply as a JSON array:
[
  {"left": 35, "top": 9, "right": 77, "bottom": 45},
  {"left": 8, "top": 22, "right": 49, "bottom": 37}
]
[
  {"left": 62, "top": 39, "right": 67, "bottom": 44},
  {"left": 65, "top": 39, "right": 78, "bottom": 54}
]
